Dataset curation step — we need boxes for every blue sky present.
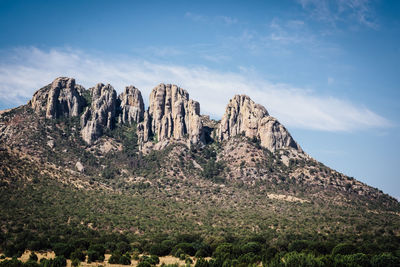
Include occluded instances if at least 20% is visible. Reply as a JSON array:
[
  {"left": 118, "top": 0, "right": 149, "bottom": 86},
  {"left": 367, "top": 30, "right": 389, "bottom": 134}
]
[{"left": 0, "top": 0, "right": 399, "bottom": 199}]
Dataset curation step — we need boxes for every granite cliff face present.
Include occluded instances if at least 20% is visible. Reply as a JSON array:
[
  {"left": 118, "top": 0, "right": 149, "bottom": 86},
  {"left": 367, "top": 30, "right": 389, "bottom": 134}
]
[
  {"left": 30, "top": 77, "right": 86, "bottom": 119},
  {"left": 217, "top": 95, "right": 301, "bottom": 153},
  {"left": 137, "top": 83, "right": 204, "bottom": 146}
]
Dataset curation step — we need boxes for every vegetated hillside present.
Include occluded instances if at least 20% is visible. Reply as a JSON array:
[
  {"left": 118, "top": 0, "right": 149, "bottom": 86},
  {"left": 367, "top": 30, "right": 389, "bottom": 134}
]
[{"left": 0, "top": 77, "right": 399, "bottom": 266}]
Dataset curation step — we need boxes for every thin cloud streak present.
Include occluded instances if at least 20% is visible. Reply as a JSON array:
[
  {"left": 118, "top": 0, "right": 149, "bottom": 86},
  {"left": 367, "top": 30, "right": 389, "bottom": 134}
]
[
  {"left": 0, "top": 47, "right": 391, "bottom": 132},
  {"left": 298, "top": 0, "right": 378, "bottom": 29}
]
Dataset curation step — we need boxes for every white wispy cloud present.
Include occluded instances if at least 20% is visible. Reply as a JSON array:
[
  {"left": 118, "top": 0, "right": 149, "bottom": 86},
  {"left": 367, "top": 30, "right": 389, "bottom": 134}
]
[
  {"left": 0, "top": 47, "right": 391, "bottom": 131},
  {"left": 298, "top": 0, "right": 378, "bottom": 29},
  {"left": 185, "top": 12, "right": 238, "bottom": 26}
]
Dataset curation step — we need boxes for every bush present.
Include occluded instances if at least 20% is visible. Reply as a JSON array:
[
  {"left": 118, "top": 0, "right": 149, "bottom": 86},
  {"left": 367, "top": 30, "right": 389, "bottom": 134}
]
[
  {"left": 71, "top": 258, "right": 80, "bottom": 267},
  {"left": 149, "top": 241, "right": 172, "bottom": 256},
  {"left": 53, "top": 256, "right": 67, "bottom": 267},
  {"left": 241, "top": 242, "right": 262, "bottom": 254},
  {"left": 371, "top": 252, "right": 400, "bottom": 267},
  {"left": 172, "top": 243, "right": 196, "bottom": 256},
  {"left": 109, "top": 251, "right": 131, "bottom": 265},
  {"left": 87, "top": 244, "right": 105, "bottom": 262},
  {"left": 194, "top": 258, "right": 209, "bottom": 267},
  {"left": 288, "top": 240, "right": 311, "bottom": 253},
  {"left": 53, "top": 243, "right": 73, "bottom": 259},
  {"left": 278, "top": 252, "right": 323, "bottom": 267},
  {"left": 0, "top": 258, "right": 24, "bottom": 267},
  {"left": 116, "top": 241, "right": 131, "bottom": 254},
  {"left": 333, "top": 253, "right": 370, "bottom": 267},
  {"left": 28, "top": 252, "right": 38, "bottom": 262},
  {"left": 332, "top": 243, "right": 357, "bottom": 256},
  {"left": 119, "top": 254, "right": 131, "bottom": 265},
  {"left": 70, "top": 249, "right": 85, "bottom": 262}
]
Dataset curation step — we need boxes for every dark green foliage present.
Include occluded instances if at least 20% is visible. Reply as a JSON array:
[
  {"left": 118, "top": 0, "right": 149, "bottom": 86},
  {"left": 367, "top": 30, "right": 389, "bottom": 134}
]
[
  {"left": 71, "top": 259, "right": 80, "bottom": 267},
  {"left": 269, "top": 252, "right": 323, "bottom": 267},
  {"left": 87, "top": 244, "right": 105, "bottom": 262},
  {"left": 0, "top": 258, "right": 24, "bottom": 267},
  {"left": 53, "top": 243, "right": 73, "bottom": 259},
  {"left": 116, "top": 241, "right": 131, "bottom": 254},
  {"left": 137, "top": 255, "right": 159, "bottom": 266},
  {"left": 39, "top": 256, "right": 67, "bottom": 267},
  {"left": 149, "top": 240, "right": 173, "bottom": 256},
  {"left": 201, "top": 158, "right": 225, "bottom": 183},
  {"left": 288, "top": 240, "right": 311, "bottom": 253},
  {"left": 70, "top": 249, "right": 85, "bottom": 262},
  {"left": 241, "top": 242, "right": 261, "bottom": 254},
  {"left": 28, "top": 252, "right": 38, "bottom": 262},
  {"left": 172, "top": 243, "right": 196, "bottom": 256},
  {"left": 194, "top": 258, "right": 209, "bottom": 267},
  {"left": 136, "top": 261, "right": 151, "bottom": 267},
  {"left": 108, "top": 251, "right": 131, "bottom": 265},
  {"left": 332, "top": 243, "right": 358, "bottom": 256},
  {"left": 371, "top": 252, "right": 400, "bottom": 267},
  {"left": 333, "top": 253, "right": 370, "bottom": 267}
]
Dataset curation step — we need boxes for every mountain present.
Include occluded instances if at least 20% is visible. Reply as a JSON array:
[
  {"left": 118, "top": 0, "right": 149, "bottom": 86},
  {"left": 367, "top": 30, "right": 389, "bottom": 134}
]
[{"left": 0, "top": 77, "right": 399, "bottom": 266}]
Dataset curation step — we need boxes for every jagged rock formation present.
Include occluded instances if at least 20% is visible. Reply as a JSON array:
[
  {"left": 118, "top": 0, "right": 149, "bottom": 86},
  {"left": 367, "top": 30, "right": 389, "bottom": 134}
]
[
  {"left": 118, "top": 86, "right": 144, "bottom": 125},
  {"left": 217, "top": 95, "right": 301, "bottom": 152},
  {"left": 137, "top": 84, "right": 204, "bottom": 146},
  {"left": 26, "top": 78, "right": 301, "bottom": 153},
  {"left": 81, "top": 83, "right": 117, "bottom": 144},
  {"left": 30, "top": 77, "right": 86, "bottom": 119}
]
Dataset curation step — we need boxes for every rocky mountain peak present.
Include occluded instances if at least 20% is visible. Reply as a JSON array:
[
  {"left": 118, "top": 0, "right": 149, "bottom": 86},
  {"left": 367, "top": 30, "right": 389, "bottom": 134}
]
[
  {"left": 27, "top": 78, "right": 301, "bottom": 153},
  {"left": 218, "top": 94, "right": 302, "bottom": 153},
  {"left": 118, "top": 85, "right": 145, "bottom": 124},
  {"left": 30, "top": 77, "right": 86, "bottom": 119}
]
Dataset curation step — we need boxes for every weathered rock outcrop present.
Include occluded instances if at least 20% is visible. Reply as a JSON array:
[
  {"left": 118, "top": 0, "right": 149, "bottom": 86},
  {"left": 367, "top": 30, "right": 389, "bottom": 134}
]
[
  {"left": 81, "top": 83, "right": 117, "bottom": 144},
  {"left": 28, "top": 78, "right": 302, "bottom": 152},
  {"left": 118, "top": 86, "right": 144, "bottom": 125},
  {"left": 217, "top": 95, "right": 302, "bottom": 152},
  {"left": 138, "top": 84, "right": 204, "bottom": 146},
  {"left": 30, "top": 77, "right": 86, "bottom": 119}
]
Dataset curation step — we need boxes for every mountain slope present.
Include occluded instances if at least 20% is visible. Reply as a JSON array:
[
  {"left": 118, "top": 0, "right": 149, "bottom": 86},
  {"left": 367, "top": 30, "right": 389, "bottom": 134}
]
[{"left": 0, "top": 77, "right": 399, "bottom": 263}]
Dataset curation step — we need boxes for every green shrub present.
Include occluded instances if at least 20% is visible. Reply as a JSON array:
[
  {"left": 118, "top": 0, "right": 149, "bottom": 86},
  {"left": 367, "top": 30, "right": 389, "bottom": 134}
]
[
  {"left": 241, "top": 242, "right": 261, "bottom": 254},
  {"left": 194, "top": 258, "right": 209, "bottom": 267},
  {"left": 332, "top": 243, "right": 358, "bottom": 256},
  {"left": 70, "top": 249, "right": 85, "bottom": 262},
  {"left": 28, "top": 252, "right": 38, "bottom": 262},
  {"left": 371, "top": 252, "right": 400, "bottom": 267}
]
